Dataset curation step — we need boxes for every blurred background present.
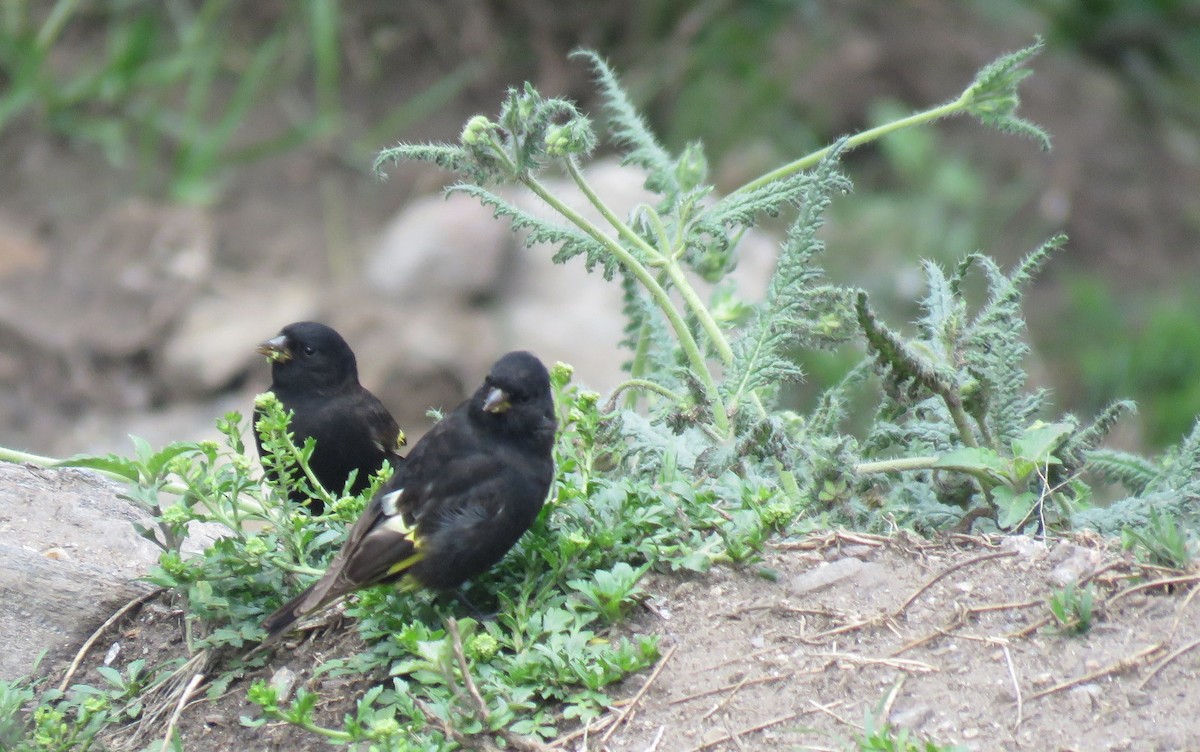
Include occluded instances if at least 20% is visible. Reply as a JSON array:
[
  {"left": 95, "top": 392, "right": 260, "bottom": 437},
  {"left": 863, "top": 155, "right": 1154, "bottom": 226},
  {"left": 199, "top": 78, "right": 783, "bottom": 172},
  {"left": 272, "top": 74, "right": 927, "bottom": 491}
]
[{"left": 1, "top": 0, "right": 1197, "bottom": 458}]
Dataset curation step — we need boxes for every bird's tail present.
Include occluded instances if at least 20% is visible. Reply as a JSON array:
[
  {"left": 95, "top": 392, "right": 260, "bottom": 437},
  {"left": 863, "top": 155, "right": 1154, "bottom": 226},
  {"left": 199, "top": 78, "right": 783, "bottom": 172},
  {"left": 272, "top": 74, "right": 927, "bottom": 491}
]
[{"left": 260, "top": 582, "right": 321, "bottom": 645}]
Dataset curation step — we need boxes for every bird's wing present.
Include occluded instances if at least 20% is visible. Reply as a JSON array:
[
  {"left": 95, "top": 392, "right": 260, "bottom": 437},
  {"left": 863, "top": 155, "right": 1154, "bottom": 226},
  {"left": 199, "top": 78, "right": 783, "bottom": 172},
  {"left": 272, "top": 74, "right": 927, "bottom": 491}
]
[{"left": 359, "top": 391, "right": 405, "bottom": 457}]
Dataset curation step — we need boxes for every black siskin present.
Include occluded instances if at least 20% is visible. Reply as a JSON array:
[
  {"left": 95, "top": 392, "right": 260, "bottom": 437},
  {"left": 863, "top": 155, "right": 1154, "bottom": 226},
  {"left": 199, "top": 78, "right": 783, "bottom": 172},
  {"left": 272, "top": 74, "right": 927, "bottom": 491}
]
[
  {"left": 256, "top": 321, "right": 404, "bottom": 515},
  {"left": 261, "top": 350, "right": 556, "bottom": 644}
]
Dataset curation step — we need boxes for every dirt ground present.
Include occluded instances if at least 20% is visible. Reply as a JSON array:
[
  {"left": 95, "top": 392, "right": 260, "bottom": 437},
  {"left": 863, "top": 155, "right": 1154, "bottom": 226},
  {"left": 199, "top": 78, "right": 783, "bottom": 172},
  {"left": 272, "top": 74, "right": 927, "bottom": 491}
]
[{"left": 35, "top": 524, "right": 1200, "bottom": 752}]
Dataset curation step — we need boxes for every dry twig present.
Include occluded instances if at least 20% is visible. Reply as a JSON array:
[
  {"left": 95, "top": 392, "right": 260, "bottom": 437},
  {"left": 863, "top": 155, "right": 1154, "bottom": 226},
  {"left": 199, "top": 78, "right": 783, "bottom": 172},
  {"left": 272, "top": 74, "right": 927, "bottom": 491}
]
[
  {"left": 599, "top": 643, "right": 678, "bottom": 746},
  {"left": 1026, "top": 643, "right": 1164, "bottom": 702},
  {"left": 895, "top": 550, "right": 1017, "bottom": 615},
  {"left": 159, "top": 672, "right": 204, "bottom": 752},
  {"left": 1108, "top": 574, "right": 1200, "bottom": 606},
  {"left": 1167, "top": 584, "right": 1200, "bottom": 640},
  {"left": 879, "top": 676, "right": 906, "bottom": 721},
  {"left": 60, "top": 587, "right": 164, "bottom": 692},
  {"left": 688, "top": 706, "right": 830, "bottom": 752},
  {"left": 1138, "top": 636, "right": 1200, "bottom": 690},
  {"left": 818, "top": 651, "right": 936, "bottom": 674},
  {"left": 1002, "top": 645, "right": 1023, "bottom": 730},
  {"left": 645, "top": 725, "right": 666, "bottom": 752},
  {"left": 806, "top": 700, "right": 858, "bottom": 730},
  {"left": 447, "top": 618, "right": 552, "bottom": 752},
  {"left": 700, "top": 674, "right": 748, "bottom": 722},
  {"left": 669, "top": 671, "right": 797, "bottom": 706},
  {"left": 548, "top": 714, "right": 616, "bottom": 749}
]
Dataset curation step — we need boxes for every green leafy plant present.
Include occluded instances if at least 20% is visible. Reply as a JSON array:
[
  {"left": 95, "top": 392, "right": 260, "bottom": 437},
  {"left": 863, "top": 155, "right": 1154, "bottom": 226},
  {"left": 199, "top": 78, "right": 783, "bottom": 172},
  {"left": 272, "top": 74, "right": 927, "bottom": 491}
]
[
  {"left": 1048, "top": 583, "right": 1096, "bottom": 635},
  {"left": 855, "top": 709, "right": 966, "bottom": 752},
  {"left": 1121, "top": 509, "right": 1197, "bottom": 570},
  {"left": 0, "top": 659, "right": 160, "bottom": 752},
  {"left": 1077, "top": 419, "right": 1200, "bottom": 535},
  {"left": 376, "top": 41, "right": 1072, "bottom": 533},
  {"left": 568, "top": 561, "right": 650, "bottom": 624},
  {"left": 0, "top": 1, "right": 452, "bottom": 203}
]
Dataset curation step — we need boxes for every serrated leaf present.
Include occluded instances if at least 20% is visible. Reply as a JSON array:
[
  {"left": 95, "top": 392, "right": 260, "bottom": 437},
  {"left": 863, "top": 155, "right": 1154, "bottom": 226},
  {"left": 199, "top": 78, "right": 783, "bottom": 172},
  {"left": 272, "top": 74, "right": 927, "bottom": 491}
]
[
  {"left": 55, "top": 454, "right": 140, "bottom": 482},
  {"left": 934, "top": 447, "right": 1008, "bottom": 481},
  {"left": 1012, "top": 421, "right": 1072, "bottom": 463},
  {"left": 995, "top": 487, "right": 1037, "bottom": 529}
]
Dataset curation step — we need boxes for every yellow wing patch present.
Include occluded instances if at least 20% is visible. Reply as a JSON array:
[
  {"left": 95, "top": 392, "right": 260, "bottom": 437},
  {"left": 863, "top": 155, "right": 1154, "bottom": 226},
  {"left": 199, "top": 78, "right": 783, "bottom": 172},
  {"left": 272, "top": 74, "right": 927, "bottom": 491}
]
[{"left": 387, "top": 551, "right": 424, "bottom": 578}]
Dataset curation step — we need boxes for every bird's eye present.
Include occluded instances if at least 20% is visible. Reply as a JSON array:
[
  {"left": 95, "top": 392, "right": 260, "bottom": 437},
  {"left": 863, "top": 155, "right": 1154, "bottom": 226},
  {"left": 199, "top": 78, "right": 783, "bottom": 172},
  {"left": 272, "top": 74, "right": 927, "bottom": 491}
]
[{"left": 302, "top": 345, "right": 317, "bottom": 357}]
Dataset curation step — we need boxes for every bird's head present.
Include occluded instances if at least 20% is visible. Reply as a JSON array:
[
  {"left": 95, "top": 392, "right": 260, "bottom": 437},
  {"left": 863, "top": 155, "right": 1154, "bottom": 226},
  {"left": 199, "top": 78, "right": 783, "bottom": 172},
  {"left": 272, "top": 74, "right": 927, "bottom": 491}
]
[
  {"left": 473, "top": 351, "right": 555, "bottom": 436},
  {"left": 257, "top": 321, "right": 359, "bottom": 392}
]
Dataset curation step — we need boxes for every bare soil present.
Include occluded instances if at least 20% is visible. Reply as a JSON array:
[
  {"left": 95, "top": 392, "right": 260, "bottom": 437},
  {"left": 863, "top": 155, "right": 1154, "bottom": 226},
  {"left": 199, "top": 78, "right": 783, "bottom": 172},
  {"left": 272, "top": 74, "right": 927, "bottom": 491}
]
[{"left": 43, "top": 527, "right": 1200, "bottom": 751}]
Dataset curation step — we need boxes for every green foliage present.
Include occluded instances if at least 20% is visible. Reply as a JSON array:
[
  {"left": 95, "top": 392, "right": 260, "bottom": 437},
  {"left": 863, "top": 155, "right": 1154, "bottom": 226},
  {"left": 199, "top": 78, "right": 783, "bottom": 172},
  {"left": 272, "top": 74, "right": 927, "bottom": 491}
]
[
  {"left": 1043, "top": 275, "right": 1200, "bottom": 450},
  {"left": 851, "top": 237, "right": 1126, "bottom": 530},
  {"left": 1026, "top": 0, "right": 1200, "bottom": 125},
  {"left": 956, "top": 36, "right": 1050, "bottom": 148},
  {"left": 0, "top": 2, "right": 469, "bottom": 203},
  {"left": 0, "top": 674, "right": 36, "bottom": 750},
  {"left": 568, "top": 562, "right": 651, "bottom": 624},
  {"left": 855, "top": 709, "right": 966, "bottom": 752},
  {"left": 1048, "top": 583, "right": 1096, "bottom": 635},
  {"left": 1076, "top": 419, "right": 1200, "bottom": 534},
  {"left": 378, "top": 40, "right": 1198, "bottom": 541},
  {"left": 1121, "top": 509, "right": 1197, "bottom": 570},
  {"left": 0, "top": 659, "right": 158, "bottom": 752}
]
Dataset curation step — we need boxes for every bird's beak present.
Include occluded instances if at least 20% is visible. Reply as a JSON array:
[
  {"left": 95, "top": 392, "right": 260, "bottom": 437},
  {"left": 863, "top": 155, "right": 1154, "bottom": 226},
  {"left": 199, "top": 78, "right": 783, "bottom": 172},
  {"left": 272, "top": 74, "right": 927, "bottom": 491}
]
[
  {"left": 482, "top": 386, "right": 511, "bottom": 414},
  {"left": 256, "top": 335, "right": 292, "bottom": 364}
]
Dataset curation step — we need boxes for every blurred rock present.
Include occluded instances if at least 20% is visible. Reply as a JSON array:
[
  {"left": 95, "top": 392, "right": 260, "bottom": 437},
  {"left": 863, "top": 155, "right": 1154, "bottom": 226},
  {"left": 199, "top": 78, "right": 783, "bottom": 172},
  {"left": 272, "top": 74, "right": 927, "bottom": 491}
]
[
  {"left": 0, "top": 200, "right": 213, "bottom": 357},
  {"left": 0, "top": 212, "right": 49, "bottom": 280},
  {"left": 161, "top": 273, "right": 320, "bottom": 397},
  {"left": 366, "top": 191, "right": 511, "bottom": 304},
  {"left": 790, "top": 556, "right": 869, "bottom": 595},
  {"left": 365, "top": 159, "right": 781, "bottom": 394},
  {"left": 1048, "top": 544, "right": 1103, "bottom": 587}
]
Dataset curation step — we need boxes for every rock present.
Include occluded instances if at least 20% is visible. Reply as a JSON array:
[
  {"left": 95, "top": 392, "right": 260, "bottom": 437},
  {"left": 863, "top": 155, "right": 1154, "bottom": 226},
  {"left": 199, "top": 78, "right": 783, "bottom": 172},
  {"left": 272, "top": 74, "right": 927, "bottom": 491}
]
[
  {"left": 0, "top": 463, "right": 224, "bottom": 681},
  {"left": 890, "top": 704, "right": 933, "bottom": 728},
  {"left": 0, "top": 200, "right": 213, "bottom": 358},
  {"left": 0, "top": 212, "right": 49, "bottom": 280},
  {"left": 366, "top": 191, "right": 512, "bottom": 303},
  {"left": 1126, "top": 688, "right": 1152, "bottom": 708},
  {"left": 1001, "top": 534, "right": 1047, "bottom": 560},
  {"left": 160, "top": 273, "right": 320, "bottom": 397},
  {"left": 1049, "top": 544, "right": 1103, "bottom": 587},
  {"left": 364, "top": 159, "right": 783, "bottom": 394},
  {"left": 789, "top": 557, "right": 868, "bottom": 595},
  {"left": 837, "top": 543, "right": 878, "bottom": 560},
  {"left": 270, "top": 666, "right": 299, "bottom": 703}
]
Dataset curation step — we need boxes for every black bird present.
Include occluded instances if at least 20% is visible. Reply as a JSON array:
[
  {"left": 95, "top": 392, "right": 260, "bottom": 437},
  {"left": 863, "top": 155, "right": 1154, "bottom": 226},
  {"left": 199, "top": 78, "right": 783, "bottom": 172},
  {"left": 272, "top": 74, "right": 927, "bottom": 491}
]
[
  {"left": 256, "top": 321, "right": 404, "bottom": 514},
  {"left": 261, "top": 350, "right": 556, "bottom": 643}
]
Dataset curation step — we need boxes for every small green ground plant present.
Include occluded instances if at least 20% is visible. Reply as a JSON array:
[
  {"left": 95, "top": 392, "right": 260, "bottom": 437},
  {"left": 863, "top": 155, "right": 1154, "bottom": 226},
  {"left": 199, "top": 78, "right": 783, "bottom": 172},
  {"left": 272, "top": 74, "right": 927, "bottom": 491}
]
[
  {"left": 3, "top": 38, "right": 1200, "bottom": 749},
  {"left": 855, "top": 710, "right": 966, "bottom": 752},
  {"left": 1048, "top": 583, "right": 1096, "bottom": 635}
]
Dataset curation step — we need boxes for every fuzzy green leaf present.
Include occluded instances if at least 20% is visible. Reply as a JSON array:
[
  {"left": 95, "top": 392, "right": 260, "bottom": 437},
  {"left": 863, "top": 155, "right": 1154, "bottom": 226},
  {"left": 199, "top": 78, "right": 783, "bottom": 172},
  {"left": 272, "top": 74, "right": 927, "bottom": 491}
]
[
  {"left": 571, "top": 49, "right": 678, "bottom": 198},
  {"left": 960, "top": 37, "right": 1051, "bottom": 149}
]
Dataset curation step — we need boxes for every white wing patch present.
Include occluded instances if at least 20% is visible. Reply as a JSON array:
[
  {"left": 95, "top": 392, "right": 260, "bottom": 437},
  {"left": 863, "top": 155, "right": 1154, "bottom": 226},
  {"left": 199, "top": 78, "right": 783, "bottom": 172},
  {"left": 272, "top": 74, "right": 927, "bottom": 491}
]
[{"left": 381, "top": 488, "right": 404, "bottom": 516}]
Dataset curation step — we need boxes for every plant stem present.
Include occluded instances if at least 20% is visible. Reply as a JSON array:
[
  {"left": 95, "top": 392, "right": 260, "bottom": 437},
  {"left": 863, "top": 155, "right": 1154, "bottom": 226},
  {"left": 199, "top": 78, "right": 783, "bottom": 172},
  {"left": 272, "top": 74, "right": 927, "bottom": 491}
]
[
  {"left": 269, "top": 711, "right": 353, "bottom": 742},
  {"left": 942, "top": 393, "right": 980, "bottom": 449},
  {"left": 854, "top": 456, "right": 942, "bottom": 475},
  {"left": 604, "top": 379, "right": 683, "bottom": 412},
  {"left": 728, "top": 96, "right": 968, "bottom": 199},
  {"left": 0, "top": 446, "right": 192, "bottom": 495},
  {"left": 520, "top": 172, "right": 731, "bottom": 434},
  {"left": 567, "top": 159, "right": 735, "bottom": 374}
]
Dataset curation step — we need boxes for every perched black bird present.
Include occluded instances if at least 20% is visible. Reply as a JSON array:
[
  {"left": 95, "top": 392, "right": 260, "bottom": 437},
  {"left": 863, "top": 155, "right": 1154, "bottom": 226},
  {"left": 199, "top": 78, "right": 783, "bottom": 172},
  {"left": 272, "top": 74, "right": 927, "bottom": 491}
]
[
  {"left": 256, "top": 321, "right": 404, "bottom": 514},
  {"left": 261, "top": 350, "right": 556, "bottom": 643}
]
